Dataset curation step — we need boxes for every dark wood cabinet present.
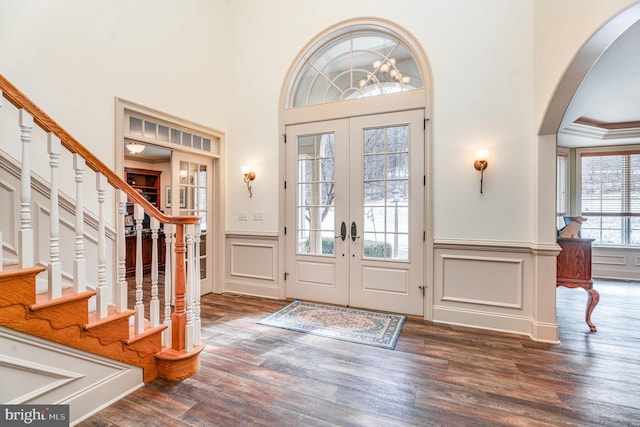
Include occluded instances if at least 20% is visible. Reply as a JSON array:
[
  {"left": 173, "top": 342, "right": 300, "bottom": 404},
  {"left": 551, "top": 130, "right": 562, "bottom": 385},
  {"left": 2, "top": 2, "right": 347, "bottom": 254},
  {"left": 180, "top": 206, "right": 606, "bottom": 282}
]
[
  {"left": 124, "top": 167, "right": 164, "bottom": 276},
  {"left": 556, "top": 237, "right": 599, "bottom": 331},
  {"left": 125, "top": 167, "right": 161, "bottom": 208},
  {"left": 125, "top": 232, "right": 166, "bottom": 277}
]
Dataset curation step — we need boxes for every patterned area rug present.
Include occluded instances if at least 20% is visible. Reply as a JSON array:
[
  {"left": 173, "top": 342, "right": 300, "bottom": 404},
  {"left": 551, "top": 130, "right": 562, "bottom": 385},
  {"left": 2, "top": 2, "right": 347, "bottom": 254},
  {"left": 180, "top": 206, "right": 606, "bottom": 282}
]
[{"left": 258, "top": 300, "right": 406, "bottom": 349}]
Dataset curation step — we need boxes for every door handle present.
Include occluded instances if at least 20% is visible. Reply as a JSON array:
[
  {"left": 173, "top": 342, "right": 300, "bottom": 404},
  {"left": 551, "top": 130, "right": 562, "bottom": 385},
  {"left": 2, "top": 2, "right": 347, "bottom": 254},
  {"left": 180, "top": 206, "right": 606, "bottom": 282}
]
[
  {"left": 351, "top": 221, "right": 360, "bottom": 241},
  {"left": 335, "top": 221, "right": 346, "bottom": 241}
]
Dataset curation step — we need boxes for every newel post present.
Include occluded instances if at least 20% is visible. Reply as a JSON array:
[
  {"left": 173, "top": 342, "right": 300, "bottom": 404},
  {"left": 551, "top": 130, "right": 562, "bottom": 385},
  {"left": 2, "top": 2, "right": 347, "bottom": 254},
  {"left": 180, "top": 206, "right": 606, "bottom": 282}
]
[{"left": 172, "top": 223, "right": 187, "bottom": 352}]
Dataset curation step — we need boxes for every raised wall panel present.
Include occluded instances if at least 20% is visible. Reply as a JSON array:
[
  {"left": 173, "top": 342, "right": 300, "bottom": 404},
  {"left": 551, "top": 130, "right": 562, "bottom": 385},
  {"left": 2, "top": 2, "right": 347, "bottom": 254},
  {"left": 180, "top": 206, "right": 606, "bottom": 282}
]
[
  {"left": 593, "top": 254, "right": 626, "bottom": 266},
  {"left": 225, "top": 234, "right": 279, "bottom": 298},
  {"left": 230, "top": 243, "right": 276, "bottom": 280},
  {"left": 592, "top": 247, "right": 640, "bottom": 281},
  {"left": 440, "top": 255, "right": 523, "bottom": 308},
  {"left": 431, "top": 240, "right": 558, "bottom": 341}
]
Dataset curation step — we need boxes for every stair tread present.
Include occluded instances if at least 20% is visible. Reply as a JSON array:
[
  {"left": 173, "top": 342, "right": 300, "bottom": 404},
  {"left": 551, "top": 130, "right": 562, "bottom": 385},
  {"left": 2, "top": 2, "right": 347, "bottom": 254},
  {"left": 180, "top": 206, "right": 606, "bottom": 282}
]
[
  {"left": 86, "top": 306, "right": 135, "bottom": 329},
  {"left": 32, "top": 288, "right": 95, "bottom": 311},
  {"left": 0, "top": 264, "right": 46, "bottom": 280}
]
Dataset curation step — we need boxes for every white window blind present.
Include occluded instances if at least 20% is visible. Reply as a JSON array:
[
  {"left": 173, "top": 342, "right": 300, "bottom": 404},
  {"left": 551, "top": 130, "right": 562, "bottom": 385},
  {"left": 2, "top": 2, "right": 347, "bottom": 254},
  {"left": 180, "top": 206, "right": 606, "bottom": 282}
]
[
  {"left": 580, "top": 151, "right": 640, "bottom": 217},
  {"left": 579, "top": 150, "right": 640, "bottom": 246},
  {"left": 556, "top": 152, "right": 568, "bottom": 217}
]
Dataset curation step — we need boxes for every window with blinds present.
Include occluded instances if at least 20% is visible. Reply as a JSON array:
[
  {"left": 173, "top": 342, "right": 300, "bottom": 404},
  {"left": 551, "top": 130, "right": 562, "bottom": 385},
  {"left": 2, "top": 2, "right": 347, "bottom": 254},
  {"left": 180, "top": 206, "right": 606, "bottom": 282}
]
[
  {"left": 579, "top": 150, "right": 640, "bottom": 246},
  {"left": 556, "top": 151, "right": 568, "bottom": 229}
]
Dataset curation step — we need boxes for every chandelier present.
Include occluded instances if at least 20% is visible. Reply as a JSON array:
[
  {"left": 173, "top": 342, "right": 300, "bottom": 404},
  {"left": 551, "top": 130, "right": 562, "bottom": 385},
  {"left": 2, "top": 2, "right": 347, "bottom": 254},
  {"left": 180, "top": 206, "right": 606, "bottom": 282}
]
[
  {"left": 358, "top": 58, "right": 411, "bottom": 89},
  {"left": 126, "top": 142, "right": 145, "bottom": 154}
]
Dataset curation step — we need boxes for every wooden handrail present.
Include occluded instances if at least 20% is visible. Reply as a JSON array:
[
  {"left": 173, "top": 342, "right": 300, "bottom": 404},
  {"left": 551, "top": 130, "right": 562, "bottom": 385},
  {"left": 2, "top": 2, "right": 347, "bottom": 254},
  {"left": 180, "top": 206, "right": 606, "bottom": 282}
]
[{"left": 0, "top": 74, "right": 198, "bottom": 226}]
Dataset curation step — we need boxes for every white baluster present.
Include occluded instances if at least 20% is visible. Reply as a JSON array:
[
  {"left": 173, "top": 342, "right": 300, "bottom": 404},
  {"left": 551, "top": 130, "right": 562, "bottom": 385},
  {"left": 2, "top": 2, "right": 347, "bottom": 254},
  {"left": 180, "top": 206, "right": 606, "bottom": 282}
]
[
  {"left": 185, "top": 223, "right": 195, "bottom": 351},
  {"left": 96, "top": 173, "right": 108, "bottom": 318},
  {"left": 116, "top": 190, "right": 128, "bottom": 312},
  {"left": 134, "top": 203, "right": 145, "bottom": 334},
  {"left": 162, "top": 223, "right": 173, "bottom": 346},
  {"left": 150, "top": 217, "right": 160, "bottom": 327},
  {"left": 73, "top": 154, "right": 86, "bottom": 293},
  {"left": 193, "top": 223, "right": 202, "bottom": 346},
  {"left": 47, "top": 134, "right": 62, "bottom": 299},
  {"left": 18, "top": 109, "right": 33, "bottom": 268}
]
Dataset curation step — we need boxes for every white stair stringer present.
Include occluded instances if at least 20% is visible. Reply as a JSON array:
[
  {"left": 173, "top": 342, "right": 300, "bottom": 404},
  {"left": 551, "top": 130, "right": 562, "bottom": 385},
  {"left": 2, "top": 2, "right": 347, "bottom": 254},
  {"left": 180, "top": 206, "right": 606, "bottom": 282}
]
[{"left": 0, "top": 326, "right": 143, "bottom": 426}]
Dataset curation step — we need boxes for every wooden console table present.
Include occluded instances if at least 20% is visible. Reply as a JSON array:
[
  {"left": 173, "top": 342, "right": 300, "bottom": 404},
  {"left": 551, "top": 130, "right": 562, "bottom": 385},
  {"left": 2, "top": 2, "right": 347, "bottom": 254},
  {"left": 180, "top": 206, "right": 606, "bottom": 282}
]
[{"left": 556, "top": 237, "right": 599, "bottom": 331}]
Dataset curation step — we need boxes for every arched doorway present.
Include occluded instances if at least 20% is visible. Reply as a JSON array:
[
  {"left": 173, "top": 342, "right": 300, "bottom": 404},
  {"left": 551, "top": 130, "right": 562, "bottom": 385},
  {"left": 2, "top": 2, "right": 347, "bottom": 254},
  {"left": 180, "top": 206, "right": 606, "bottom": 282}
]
[
  {"left": 279, "top": 18, "right": 433, "bottom": 316},
  {"left": 539, "top": 3, "right": 640, "bottom": 332}
]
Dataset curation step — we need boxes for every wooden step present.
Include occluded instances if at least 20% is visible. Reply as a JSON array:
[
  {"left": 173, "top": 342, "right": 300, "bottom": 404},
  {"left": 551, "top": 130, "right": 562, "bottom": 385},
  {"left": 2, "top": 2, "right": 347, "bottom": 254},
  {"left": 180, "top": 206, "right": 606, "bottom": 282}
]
[
  {"left": 0, "top": 264, "right": 195, "bottom": 383},
  {"left": 0, "top": 264, "right": 45, "bottom": 306},
  {"left": 30, "top": 288, "right": 96, "bottom": 329},
  {"left": 0, "top": 266, "right": 153, "bottom": 371}
]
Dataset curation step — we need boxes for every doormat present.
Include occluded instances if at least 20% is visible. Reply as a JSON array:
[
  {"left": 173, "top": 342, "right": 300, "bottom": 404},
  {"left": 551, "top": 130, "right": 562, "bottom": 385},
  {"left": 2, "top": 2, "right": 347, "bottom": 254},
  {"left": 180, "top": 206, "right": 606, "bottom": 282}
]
[{"left": 258, "top": 300, "right": 406, "bottom": 349}]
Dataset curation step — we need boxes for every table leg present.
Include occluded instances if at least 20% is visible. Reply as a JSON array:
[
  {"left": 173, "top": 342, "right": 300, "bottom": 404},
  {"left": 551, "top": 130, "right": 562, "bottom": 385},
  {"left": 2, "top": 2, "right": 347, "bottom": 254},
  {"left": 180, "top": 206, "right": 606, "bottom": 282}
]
[{"left": 584, "top": 287, "right": 599, "bottom": 332}]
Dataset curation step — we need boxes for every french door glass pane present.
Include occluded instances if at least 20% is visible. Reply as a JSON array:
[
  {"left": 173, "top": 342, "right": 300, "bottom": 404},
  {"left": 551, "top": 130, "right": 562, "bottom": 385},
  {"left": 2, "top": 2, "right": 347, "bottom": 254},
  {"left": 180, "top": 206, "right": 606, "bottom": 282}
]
[
  {"left": 362, "top": 125, "right": 409, "bottom": 260},
  {"left": 297, "top": 133, "right": 335, "bottom": 255},
  {"left": 178, "top": 160, "right": 208, "bottom": 277}
]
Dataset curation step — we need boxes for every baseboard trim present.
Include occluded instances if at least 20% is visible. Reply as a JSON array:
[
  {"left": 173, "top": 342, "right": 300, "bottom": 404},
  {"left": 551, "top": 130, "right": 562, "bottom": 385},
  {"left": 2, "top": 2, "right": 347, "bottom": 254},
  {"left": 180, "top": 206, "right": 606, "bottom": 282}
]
[{"left": 433, "top": 305, "right": 559, "bottom": 343}]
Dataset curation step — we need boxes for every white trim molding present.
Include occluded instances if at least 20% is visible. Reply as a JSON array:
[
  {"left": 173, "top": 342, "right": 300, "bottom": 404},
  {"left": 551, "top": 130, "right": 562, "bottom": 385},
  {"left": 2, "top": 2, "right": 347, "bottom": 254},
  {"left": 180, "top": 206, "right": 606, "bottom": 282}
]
[
  {"left": 433, "top": 238, "right": 560, "bottom": 343},
  {"left": 225, "top": 233, "right": 280, "bottom": 298}
]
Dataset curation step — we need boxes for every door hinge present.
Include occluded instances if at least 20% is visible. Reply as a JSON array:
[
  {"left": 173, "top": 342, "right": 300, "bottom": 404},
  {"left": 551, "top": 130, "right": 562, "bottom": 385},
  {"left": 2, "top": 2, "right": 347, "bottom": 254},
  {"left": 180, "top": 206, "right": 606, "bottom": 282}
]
[
  {"left": 424, "top": 118, "right": 427, "bottom": 129},
  {"left": 284, "top": 134, "right": 287, "bottom": 143},
  {"left": 284, "top": 272, "right": 290, "bottom": 281},
  {"left": 418, "top": 285, "right": 426, "bottom": 296},
  {"left": 423, "top": 175, "right": 426, "bottom": 186},
  {"left": 284, "top": 226, "right": 287, "bottom": 235},
  {"left": 284, "top": 180, "right": 287, "bottom": 190},
  {"left": 423, "top": 231, "right": 426, "bottom": 241}
]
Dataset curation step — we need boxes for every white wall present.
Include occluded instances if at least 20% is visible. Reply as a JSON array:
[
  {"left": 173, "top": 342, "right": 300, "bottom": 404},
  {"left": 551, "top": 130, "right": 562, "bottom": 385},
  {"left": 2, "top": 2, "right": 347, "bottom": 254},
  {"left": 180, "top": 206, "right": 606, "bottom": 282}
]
[
  {"left": 2, "top": 0, "right": 636, "bottom": 340},
  {"left": 2, "top": 0, "right": 632, "bottom": 242},
  {"left": 0, "top": 0, "right": 229, "bottom": 215}
]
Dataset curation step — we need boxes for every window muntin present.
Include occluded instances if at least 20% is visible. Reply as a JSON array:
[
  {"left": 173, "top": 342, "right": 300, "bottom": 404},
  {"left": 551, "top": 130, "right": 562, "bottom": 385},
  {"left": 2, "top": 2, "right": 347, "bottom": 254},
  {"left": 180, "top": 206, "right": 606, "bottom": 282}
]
[
  {"left": 126, "top": 114, "right": 214, "bottom": 155},
  {"left": 579, "top": 149, "right": 640, "bottom": 246},
  {"left": 362, "top": 125, "right": 409, "bottom": 260},
  {"left": 296, "top": 133, "right": 335, "bottom": 255},
  {"left": 291, "top": 31, "right": 422, "bottom": 108}
]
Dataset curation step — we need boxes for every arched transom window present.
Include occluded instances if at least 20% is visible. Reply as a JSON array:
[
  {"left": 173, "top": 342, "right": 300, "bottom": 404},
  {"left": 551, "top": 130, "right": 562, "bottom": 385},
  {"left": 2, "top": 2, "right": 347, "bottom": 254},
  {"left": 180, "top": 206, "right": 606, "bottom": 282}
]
[{"left": 289, "top": 28, "right": 423, "bottom": 108}]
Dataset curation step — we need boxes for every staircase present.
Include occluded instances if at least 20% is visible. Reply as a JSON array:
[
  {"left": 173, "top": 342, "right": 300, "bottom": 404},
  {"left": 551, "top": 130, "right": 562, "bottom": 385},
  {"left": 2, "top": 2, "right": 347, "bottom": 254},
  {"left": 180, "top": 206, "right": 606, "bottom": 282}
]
[{"left": 0, "top": 75, "right": 203, "bottom": 421}]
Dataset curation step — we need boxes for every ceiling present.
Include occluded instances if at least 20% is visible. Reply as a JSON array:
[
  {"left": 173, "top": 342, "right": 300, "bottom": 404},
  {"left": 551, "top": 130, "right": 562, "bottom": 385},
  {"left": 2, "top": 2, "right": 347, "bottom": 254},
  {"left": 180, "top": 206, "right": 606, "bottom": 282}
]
[
  {"left": 558, "top": 17, "right": 640, "bottom": 148},
  {"left": 124, "top": 141, "right": 171, "bottom": 162}
]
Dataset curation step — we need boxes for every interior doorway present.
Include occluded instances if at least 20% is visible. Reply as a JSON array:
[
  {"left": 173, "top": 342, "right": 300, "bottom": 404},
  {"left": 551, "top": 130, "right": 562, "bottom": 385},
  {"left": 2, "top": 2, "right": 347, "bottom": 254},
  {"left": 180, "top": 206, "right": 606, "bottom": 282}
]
[{"left": 115, "top": 98, "right": 224, "bottom": 296}]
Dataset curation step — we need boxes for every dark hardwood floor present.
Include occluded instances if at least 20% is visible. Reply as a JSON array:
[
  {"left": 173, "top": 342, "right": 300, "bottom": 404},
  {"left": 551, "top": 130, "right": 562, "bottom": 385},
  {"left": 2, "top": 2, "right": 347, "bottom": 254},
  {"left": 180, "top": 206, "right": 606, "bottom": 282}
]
[{"left": 81, "top": 280, "right": 640, "bottom": 426}]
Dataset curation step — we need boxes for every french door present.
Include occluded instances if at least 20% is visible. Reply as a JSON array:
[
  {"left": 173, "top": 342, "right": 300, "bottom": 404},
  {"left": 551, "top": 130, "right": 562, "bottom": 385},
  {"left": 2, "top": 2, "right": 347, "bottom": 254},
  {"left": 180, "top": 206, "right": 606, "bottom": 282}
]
[
  {"left": 285, "top": 110, "right": 425, "bottom": 315},
  {"left": 170, "top": 151, "right": 213, "bottom": 295}
]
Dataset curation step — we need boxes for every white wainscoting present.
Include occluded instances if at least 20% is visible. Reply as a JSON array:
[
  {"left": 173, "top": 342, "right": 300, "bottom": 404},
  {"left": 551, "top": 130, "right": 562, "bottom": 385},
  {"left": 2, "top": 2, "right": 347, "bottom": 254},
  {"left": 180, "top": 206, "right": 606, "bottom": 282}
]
[
  {"left": 439, "top": 255, "right": 523, "bottom": 309},
  {"left": 592, "top": 246, "right": 640, "bottom": 281},
  {"left": 433, "top": 239, "right": 560, "bottom": 342},
  {"left": 225, "top": 232, "right": 280, "bottom": 298},
  {"left": 0, "top": 327, "right": 142, "bottom": 426}
]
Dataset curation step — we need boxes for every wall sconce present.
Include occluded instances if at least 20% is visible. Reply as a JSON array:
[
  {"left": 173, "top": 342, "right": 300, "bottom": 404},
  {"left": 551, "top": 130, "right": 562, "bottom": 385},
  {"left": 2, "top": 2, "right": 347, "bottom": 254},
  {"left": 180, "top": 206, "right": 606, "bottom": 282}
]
[
  {"left": 474, "top": 149, "right": 489, "bottom": 194},
  {"left": 241, "top": 165, "right": 256, "bottom": 197}
]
